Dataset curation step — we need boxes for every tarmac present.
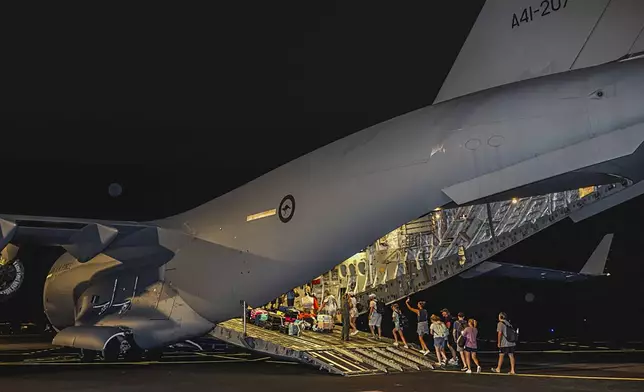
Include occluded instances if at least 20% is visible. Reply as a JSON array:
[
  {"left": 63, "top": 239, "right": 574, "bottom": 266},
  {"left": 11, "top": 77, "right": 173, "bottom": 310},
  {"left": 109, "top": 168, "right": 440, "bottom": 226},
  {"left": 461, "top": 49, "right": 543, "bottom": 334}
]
[{"left": 1, "top": 335, "right": 643, "bottom": 392}]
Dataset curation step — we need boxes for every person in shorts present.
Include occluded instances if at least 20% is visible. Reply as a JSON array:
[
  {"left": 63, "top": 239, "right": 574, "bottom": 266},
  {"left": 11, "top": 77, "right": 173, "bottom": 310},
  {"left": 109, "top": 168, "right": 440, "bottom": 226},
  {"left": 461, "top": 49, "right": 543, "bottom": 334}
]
[
  {"left": 462, "top": 318, "right": 481, "bottom": 373},
  {"left": 454, "top": 312, "right": 468, "bottom": 371},
  {"left": 430, "top": 314, "right": 449, "bottom": 366},
  {"left": 441, "top": 308, "right": 459, "bottom": 366},
  {"left": 492, "top": 312, "right": 516, "bottom": 374},
  {"left": 391, "top": 303, "right": 408, "bottom": 348},
  {"left": 405, "top": 298, "right": 432, "bottom": 363},
  {"left": 368, "top": 293, "right": 382, "bottom": 340}
]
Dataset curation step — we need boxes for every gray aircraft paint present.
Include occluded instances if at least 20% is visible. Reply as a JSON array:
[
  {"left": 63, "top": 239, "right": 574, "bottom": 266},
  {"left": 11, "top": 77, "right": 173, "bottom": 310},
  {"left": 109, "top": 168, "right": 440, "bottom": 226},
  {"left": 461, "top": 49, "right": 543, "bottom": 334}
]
[
  {"left": 2, "top": 1, "right": 644, "bottom": 352},
  {"left": 30, "top": 56, "right": 644, "bottom": 352},
  {"left": 155, "top": 58, "right": 644, "bottom": 324},
  {"left": 435, "top": 0, "right": 644, "bottom": 103}
]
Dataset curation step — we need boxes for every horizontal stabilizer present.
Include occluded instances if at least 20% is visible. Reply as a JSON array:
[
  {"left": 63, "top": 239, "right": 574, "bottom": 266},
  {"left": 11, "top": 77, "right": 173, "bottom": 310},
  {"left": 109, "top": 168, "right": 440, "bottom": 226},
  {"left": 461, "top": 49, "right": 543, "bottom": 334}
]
[
  {"left": 579, "top": 233, "right": 613, "bottom": 275},
  {"left": 460, "top": 233, "right": 612, "bottom": 281},
  {"left": 459, "top": 261, "right": 590, "bottom": 282}
]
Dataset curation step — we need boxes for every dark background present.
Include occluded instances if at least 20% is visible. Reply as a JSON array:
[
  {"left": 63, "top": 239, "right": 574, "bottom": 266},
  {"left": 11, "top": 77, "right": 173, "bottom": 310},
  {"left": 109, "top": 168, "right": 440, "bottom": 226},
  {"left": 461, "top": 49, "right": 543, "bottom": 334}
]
[{"left": 1, "top": 2, "right": 643, "bottom": 345}]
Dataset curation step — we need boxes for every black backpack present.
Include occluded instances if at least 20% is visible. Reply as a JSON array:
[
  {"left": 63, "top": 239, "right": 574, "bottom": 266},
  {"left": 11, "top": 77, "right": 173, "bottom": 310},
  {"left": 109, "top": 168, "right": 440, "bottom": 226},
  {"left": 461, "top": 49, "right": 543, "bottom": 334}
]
[
  {"left": 400, "top": 313, "right": 410, "bottom": 328},
  {"left": 453, "top": 319, "right": 467, "bottom": 340},
  {"left": 503, "top": 321, "right": 519, "bottom": 343},
  {"left": 456, "top": 334, "right": 466, "bottom": 348},
  {"left": 376, "top": 299, "right": 386, "bottom": 314}
]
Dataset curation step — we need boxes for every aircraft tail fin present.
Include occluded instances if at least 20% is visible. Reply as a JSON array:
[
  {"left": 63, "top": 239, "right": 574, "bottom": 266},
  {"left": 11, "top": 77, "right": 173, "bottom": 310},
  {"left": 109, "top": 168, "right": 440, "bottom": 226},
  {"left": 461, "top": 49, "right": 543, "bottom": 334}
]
[
  {"left": 579, "top": 233, "right": 613, "bottom": 275},
  {"left": 434, "top": 0, "right": 644, "bottom": 104}
]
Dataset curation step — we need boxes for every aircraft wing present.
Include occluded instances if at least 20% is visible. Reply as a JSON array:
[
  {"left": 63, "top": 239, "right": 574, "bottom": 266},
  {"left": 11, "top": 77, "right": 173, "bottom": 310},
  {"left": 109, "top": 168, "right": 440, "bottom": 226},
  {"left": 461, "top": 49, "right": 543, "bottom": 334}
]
[
  {"left": 0, "top": 214, "right": 155, "bottom": 262},
  {"left": 459, "top": 233, "right": 613, "bottom": 281}
]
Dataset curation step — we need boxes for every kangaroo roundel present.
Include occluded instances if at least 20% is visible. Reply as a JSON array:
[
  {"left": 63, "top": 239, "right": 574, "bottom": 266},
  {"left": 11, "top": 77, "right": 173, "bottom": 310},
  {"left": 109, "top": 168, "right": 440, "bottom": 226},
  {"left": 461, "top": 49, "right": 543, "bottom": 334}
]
[{"left": 278, "top": 195, "right": 295, "bottom": 223}]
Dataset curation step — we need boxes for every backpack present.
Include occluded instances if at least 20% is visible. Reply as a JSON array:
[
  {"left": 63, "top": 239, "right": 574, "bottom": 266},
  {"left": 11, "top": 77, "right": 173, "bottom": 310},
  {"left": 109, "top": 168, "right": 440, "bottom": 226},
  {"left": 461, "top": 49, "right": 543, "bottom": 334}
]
[
  {"left": 453, "top": 319, "right": 467, "bottom": 340},
  {"left": 503, "top": 321, "right": 519, "bottom": 343},
  {"left": 433, "top": 322, "right": 449, "bottom": 338},
  {"left": 456, "top": 334, "right": 466, "bottom": 348},
  {"left": 375, "top": 299, "right": 386, "bottom": 314},
  {"left": 400, "top": 313, "right": 410, "bottom": 329}
]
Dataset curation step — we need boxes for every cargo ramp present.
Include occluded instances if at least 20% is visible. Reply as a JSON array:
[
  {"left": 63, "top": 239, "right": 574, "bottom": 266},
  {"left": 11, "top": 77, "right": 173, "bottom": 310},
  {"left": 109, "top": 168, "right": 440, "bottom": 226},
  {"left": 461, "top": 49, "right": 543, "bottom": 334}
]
[{"left": 212, "top": 319, "right": 437, "bottom": 376}]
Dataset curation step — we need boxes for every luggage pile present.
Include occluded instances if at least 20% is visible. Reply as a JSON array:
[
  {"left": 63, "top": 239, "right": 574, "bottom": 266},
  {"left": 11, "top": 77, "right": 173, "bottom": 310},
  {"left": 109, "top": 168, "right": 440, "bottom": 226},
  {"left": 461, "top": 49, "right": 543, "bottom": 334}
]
[{"left": 248, "top": 305, "right": 335, "bottom": 336}]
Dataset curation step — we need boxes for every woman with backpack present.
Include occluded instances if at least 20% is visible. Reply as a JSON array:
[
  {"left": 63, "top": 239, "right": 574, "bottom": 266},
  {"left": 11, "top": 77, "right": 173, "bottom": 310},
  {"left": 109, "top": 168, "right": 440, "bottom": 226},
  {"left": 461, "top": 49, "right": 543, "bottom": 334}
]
[
  {"left": 462, "top": 318, "right": 481, "bottom": 374},
  {"left": 430, "top": 314, "right": 449, "bottom": 366},
  {"left": 405, "top": 298, "right": 433, "bottom": 365},
  {"left": 391, "top": 303, "right": 409, "bottom": 348}
]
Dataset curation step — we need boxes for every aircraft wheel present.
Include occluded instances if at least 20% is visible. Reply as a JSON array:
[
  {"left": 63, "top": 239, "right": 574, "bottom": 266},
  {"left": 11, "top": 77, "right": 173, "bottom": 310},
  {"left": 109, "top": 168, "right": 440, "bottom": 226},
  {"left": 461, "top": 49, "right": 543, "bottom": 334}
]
[{"left": 102, "top": 339, "right": 121, "bottom": 362}]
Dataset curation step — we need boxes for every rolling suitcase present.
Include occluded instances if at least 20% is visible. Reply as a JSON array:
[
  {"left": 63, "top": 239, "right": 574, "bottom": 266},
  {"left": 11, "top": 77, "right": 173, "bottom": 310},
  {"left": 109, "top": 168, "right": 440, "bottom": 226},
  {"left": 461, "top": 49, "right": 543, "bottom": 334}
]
[
  {"left": 266, "top": 314, "right": 282, "bottom": 330},
  {"left": 317, "top": 314, "right": 334, "bottom": 332}
]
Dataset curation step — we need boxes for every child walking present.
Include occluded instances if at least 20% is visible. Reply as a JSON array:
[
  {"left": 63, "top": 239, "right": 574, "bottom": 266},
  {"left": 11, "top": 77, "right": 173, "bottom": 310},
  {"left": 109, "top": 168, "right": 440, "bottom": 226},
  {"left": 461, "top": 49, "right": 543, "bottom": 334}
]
[{"left": 391, "top": 304, "right": 409, "bottom": 349}]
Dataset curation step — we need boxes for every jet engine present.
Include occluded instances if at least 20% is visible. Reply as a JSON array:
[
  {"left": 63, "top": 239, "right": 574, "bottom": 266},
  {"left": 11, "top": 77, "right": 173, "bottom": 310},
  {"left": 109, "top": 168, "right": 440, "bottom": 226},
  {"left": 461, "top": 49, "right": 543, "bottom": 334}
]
[{"left": 0, "top": 244, "right": 24, "bottom": 303}]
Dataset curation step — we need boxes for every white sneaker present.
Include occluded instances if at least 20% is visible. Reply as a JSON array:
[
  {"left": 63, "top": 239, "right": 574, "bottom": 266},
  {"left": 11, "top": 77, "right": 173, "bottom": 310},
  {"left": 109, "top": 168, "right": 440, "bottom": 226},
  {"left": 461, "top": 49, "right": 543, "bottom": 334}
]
[
  {"left": 428, "top": 363, "right": 434, "bottom": 370},
  {"left": 351, "top": 331, "right": 359, "bottom": 336},
  {"left": 393, "top": 342, "right": 399, "bottom": 347},
  {"left": 404, "top": 345, "right": 409, "bottom": 349},
  {"left": 423, "top": 350, "right": 430, "bottom": 356},
  {"left": 461, "top": 367, "right": 468, "bottom": 372},
  {"left": 477, "top": 366, "right": 481, "bottom": 374},
  {"left": 448, "top": 358, "right": 458, "bottom": 365},
  {"left": 466, "top": 369, "right": 472, "bottom": 374}
]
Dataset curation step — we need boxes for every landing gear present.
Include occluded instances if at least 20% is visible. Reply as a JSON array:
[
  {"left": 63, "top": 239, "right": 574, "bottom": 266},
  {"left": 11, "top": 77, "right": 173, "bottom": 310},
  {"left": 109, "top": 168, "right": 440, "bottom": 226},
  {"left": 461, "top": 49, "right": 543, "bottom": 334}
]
[
  {"left": 102, "top": 338, "right": 123, "bottom": 362},
  {"left": 101, "top": 335, "right": 139, "bottom": 362},
  {"left": 78, "top": 336, "right": 161, "bottom": 362}
]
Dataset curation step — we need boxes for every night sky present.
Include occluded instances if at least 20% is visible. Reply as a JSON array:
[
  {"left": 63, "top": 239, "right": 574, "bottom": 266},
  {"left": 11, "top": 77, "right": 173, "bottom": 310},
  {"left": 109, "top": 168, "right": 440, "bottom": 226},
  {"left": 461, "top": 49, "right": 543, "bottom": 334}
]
[
  {"left": 1, "top": 2, "right": 483, "bottom": 220},
  {"left": 1, "top": 2, "right": 643, "bottom": 344}
]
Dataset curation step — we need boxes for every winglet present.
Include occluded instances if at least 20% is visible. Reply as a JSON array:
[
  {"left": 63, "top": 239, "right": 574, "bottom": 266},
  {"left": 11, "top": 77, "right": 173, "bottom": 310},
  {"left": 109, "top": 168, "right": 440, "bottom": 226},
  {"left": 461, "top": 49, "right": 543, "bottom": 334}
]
[
  {"left": 0, "top": 218, "right": 17, "bottom": 252},
  {"left": 579, "top": 233, "right": 613, "bottom": 275}
]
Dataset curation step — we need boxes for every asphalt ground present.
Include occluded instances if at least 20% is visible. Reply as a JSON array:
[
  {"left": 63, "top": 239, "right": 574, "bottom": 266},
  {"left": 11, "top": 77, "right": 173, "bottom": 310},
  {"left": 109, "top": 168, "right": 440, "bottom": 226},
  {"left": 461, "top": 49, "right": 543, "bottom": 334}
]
[{"left": 0, "top": 335, "right": 643, "bottom": 391}]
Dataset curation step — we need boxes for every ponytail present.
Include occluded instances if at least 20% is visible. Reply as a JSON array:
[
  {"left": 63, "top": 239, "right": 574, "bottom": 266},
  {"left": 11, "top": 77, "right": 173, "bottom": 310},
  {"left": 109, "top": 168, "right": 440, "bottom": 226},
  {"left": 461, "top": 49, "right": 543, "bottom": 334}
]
[{"left": 468, "top": 318, "right": 478, "bottom": 328}]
